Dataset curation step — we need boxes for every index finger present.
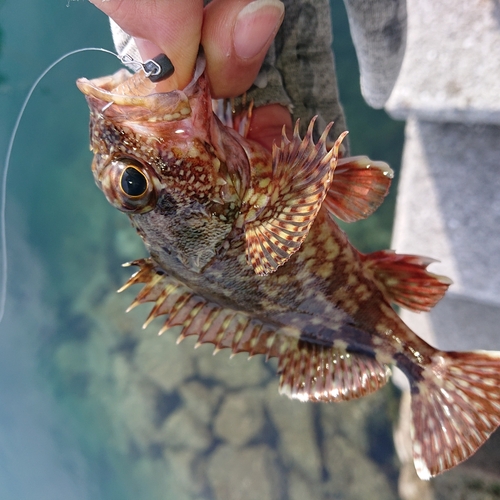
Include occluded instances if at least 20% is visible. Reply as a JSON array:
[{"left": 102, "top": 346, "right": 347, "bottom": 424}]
[{"left": 89, "top": 0, "right": 203, "bottom": 90}]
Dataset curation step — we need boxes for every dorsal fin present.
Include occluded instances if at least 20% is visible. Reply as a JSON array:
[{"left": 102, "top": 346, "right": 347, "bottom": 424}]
[
  {"left": 244, "top": 118, "right": 348, "bottom": 275},
  {"left": 324, "top": 156, "right": 393, "bottom": 223},
  {"left": 278, "top": 338, "right": 391, "bottom": 402}
]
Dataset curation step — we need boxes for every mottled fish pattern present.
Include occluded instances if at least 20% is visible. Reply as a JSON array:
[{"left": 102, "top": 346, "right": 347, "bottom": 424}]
[{"left": 77, "top": 56, "right": 500, "bottom": 480}]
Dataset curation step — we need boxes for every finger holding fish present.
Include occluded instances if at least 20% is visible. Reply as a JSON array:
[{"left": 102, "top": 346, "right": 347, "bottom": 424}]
[{"left": 88, "top": 0, "right": 284, "bottom": 98}]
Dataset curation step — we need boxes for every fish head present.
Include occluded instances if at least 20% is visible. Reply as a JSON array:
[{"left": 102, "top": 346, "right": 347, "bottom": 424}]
[{"left": 76, "top": 58, "right": 245, "bottom": 273}]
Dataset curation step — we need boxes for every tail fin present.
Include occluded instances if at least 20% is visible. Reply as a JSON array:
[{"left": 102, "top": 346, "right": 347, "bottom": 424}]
[{"left": 411, "top": 351, "right": 500, "bottom": 479}]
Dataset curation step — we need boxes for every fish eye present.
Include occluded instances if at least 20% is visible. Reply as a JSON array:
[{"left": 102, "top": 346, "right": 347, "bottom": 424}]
[
  {"left": 120, "top": 166, "right": 148, "bottom": 197},
  {"left": 104, "top": 157, "right": 158, "bottom": 214}
]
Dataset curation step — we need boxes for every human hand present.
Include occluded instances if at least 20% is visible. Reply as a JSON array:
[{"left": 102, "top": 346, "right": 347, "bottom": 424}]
[{"left": 89, "top": 0, "right": 292, "bottom": 151}]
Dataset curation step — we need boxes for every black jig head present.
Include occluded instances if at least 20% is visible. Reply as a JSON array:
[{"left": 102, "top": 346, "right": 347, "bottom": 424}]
[{"left": 143, "top": 54, "right": 175, "bottom": 83}]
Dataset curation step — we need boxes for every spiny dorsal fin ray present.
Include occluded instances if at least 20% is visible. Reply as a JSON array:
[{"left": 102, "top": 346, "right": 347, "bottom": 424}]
[
  {"left": 324, "top": 156, "right": 393, "bottom": 223},
  {"left": 278, "top": 338, "right": 391, "bottom": 402},
  {"left": 362, "top": 250, "right": 452, "bottom": 312},
  {"left": 245, "top": 118, "right": 348, "bottom": 275},
  {"left": 412, "top": 351, "right": 500, "bottom": 479}
]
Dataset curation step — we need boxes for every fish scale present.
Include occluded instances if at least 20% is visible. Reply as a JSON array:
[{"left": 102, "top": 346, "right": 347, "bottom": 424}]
[{"left": 77, "top": 54, "right": 500, "bottom": 480}]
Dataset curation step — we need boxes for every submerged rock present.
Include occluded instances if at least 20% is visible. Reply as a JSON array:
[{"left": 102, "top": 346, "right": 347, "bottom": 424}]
[
  {"left": 214, "top": 390, "right": 266, "bottom": 447},
  {"left": 287, "top": 471, "right": 323, "bottom": 500},
  {"left": 265, "top": 382, "right": 322, "bottom": 482},
  {"left": 159, "top": 407, "right": 212, "bottom": 452},
  {"left": 196, "top": 348, "right": 272, "bottom": 388},
  {"left": 207, "top": 444, "right": 282, "bottom": 500},
  {"left": 134, "top": 332, "right": 196, "bottom": 393},
  {"left": 179, "top": 380, "right": 224, "bottom": 426},
  {"left": 324, "top": 434, "right": 397, "bottom": 500}
]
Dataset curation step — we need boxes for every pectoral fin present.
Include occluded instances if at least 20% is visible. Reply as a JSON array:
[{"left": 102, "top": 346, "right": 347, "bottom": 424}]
[
  {"left": 324, "top": 156, "right": 393, "bottom": 223},
  {"left": 245, "top": 118, "right": 347, "bottom": 275}
]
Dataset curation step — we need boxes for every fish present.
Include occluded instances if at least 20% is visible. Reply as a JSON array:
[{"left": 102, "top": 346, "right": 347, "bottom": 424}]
[{"left": 77, "top": 55, "right": 500, "bottom": 480}]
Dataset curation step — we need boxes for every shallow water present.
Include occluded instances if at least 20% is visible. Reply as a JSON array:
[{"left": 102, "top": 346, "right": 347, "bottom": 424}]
[{"left": 0, "top": 2, "right": 403, "bottom": 499}]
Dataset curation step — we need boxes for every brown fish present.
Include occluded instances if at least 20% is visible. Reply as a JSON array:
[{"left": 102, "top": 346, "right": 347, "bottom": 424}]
[{"left": 77, "top": 56, "right": 500, "bottom": 480}]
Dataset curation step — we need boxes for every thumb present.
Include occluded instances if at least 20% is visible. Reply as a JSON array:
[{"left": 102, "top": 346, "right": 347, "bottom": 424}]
[{"left": 202, "top": 0, "right": 284, "bottom": 98}]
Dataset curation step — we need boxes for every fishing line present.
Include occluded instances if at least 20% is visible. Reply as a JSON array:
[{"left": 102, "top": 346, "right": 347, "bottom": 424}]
[{"left": 0, "top": 47, "right": 122, "bottom": 324}]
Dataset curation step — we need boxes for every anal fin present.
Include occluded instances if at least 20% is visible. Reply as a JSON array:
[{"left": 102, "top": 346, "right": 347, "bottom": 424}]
[
  {"left": 363, "top": 250, "right": 452, "bottom": 312},
  {"left": 278, "top": 339, "right": 391, "bottom": 402},
  {"left": 324, "top": 156, "right": 393, "bottom": 223}
]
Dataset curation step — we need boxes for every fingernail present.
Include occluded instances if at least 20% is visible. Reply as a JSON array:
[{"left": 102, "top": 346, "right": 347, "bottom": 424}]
[{"left": 234, "top": 0, "right": 284, "bottom": 60}]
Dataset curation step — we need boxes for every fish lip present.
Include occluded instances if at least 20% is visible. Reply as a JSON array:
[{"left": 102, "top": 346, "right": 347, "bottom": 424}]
[
  {"left": 76, "top": 78, "right": 154, "bottom": 107},
  {"left": 77, "top": 78, "right": 193, "bottom": 121},
  {"left": 76, "top": 69, "right": 132, "bottom": 100}
]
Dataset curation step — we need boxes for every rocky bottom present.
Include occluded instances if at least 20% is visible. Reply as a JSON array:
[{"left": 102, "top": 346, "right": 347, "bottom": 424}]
[{"left": 47, "top": 248, "right": 400, "bottom": 500}]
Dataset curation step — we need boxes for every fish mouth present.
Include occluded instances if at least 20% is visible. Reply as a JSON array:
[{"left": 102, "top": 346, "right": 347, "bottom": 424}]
[
  {"left": 76, "top": 70, "right": 192, "bottom": 121},
  {"left": 76, "top": 54, "right": 208, "bottom": 116}
]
